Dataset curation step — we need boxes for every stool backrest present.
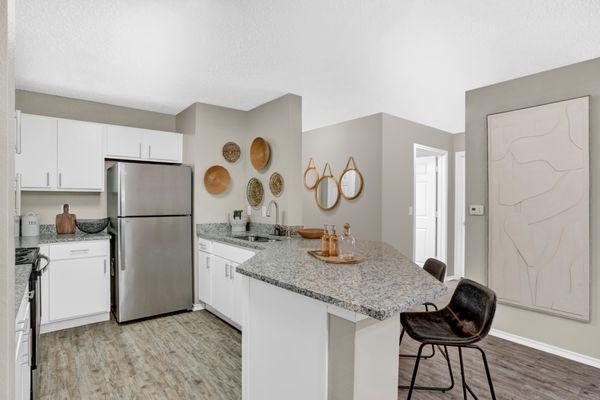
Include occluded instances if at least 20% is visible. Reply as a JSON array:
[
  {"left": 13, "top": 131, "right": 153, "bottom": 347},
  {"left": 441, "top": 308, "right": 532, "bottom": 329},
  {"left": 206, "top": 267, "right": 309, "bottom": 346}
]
[
  {"left": 448, "top": 279, "right": 496, "bottom": 340},
  {"left": 423, "top": 258, "right": 446, "bottom": 283}
]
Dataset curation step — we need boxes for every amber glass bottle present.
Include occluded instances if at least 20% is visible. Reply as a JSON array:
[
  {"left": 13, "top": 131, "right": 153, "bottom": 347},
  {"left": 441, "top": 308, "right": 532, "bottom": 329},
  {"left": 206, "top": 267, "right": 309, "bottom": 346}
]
[
  {"left": 321, "top": 224, "right": 330, "bottom": 256},
  {"left": 329, "top": 226, "right": 338, "bottom": 257}
]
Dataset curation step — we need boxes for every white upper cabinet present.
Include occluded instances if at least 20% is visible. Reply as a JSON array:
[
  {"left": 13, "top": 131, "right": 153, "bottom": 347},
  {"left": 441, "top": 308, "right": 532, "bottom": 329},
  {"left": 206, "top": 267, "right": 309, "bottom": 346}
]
[
  {"left": 15, "top": 114, "right": 57, "bottom": 190},
  {"left": 105, "top": 125, "right": 144, "bottom": 159},
  {"left": 57, "top": 119, "right": 104, "bottom": 191},
  {"left": 144, "top": 131, "right": 182, "bottom": 162},
  {"left": 106, "top": 125, "right": 182, "bottom": 163}
]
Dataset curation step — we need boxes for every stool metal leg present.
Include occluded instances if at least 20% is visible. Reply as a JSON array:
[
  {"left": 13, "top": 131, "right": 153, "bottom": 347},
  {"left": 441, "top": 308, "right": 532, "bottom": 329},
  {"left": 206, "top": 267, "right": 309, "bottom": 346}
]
[
  {"left": 458, "top": 347, "right": 468, "bottom": 400},
  {"left": 469, "top": 345, "right": 497, "bottom": 400},
  {"left": 399, "top": 344, "right": 454, "bottom": 393},
  {"left": 406, "top": 343, "right": 426, "bottom": 400}
]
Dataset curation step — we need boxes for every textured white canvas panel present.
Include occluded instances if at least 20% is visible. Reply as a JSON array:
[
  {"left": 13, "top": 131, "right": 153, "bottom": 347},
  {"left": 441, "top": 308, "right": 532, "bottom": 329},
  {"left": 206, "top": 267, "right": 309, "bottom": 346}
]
[{"left": 488, "top": 96, "right": 590, "bottom": 321}]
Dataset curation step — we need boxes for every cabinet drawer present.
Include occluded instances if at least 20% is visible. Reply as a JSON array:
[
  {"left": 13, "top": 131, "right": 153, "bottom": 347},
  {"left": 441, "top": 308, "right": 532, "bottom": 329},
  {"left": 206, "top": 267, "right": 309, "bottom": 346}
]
[
  {"left": 49, "top": 240, "right": 108, "bottom": 260},
  {"left": 212, "top": 242, "right": 255, "bottom": 264},
  {"left": 198, "top": 238, "right": 212, "bottom": 253}
]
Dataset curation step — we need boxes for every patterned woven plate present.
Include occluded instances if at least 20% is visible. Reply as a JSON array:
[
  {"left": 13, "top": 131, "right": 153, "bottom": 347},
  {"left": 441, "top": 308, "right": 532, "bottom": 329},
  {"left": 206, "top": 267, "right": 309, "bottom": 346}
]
[
  {"left": 222, "top": 142, "right": 241, "bottom": 163},
  {"left": 246, "top": 178, "right": 264, "bottom": 207},
  {"left": 269, "top": 172, "right": 284, "bottom": 197}
]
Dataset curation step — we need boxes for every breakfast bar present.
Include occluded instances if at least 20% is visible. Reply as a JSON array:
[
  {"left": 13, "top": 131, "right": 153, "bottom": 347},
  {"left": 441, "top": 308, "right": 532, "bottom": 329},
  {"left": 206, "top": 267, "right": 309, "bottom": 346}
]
[{"left": 236, "top": 238, "right": 447, "bottom": 400}]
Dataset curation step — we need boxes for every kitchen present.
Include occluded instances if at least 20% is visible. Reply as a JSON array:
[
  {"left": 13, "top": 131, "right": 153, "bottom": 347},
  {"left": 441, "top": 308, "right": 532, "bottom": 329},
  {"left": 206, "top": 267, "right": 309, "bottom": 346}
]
[{"left": 3, "top": 2, "right": 600, "bottom": 400}]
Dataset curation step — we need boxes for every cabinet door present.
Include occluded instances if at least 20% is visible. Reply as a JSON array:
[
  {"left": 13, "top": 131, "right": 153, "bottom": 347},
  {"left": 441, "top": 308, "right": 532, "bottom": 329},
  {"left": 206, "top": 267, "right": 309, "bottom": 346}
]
[
  {"left": 210, "top": 255, "right": 232, "bottom": 319},
  {"left": 231, "top": 263, "right": 243, "bottom": 327},
  {"left": 106, "top": 125, "right": 144, "bottom": 159},
  {"left": 197, "top": 250, "right": 212, "bottom": 305},
  {"left": 57, "top": 119, "right": 104, "bottom": 191},
  {"left": 144, "top": 131, "right": 182, "bottom": 163},
  {"left": 48, "top": 257, "right": 109, "bottom": 321},
  {"left": 15, "top": 114, "right": 57, "bottom": 190}
]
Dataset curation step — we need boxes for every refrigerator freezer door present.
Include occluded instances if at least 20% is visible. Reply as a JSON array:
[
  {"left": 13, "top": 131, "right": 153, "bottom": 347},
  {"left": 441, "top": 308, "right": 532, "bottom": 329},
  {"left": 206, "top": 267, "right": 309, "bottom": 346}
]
[
  {"left": 116, "top": 216, "right": 192, "bottom": 322},
  {"left": 116, "top": 163, "right": 192, "bottom": 217}
]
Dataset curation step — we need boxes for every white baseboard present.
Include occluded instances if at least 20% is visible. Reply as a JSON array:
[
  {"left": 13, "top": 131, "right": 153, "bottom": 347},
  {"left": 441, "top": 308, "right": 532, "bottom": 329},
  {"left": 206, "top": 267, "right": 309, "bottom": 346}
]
[
  {"left": 490, "top": 329, "right": 600, "bottom": 369},
  {"left": 191, "top": 303, "right": 205, "bottom": 311},
  {"left": 40, "top": 312, "right": 110, "bottom": 334}
]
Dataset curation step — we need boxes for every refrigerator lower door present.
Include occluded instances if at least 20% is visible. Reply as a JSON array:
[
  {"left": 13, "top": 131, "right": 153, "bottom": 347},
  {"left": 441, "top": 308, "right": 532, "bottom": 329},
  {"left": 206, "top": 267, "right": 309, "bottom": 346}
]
[{"left": 116, "top": 215, "right": 192, "bottom": 322}]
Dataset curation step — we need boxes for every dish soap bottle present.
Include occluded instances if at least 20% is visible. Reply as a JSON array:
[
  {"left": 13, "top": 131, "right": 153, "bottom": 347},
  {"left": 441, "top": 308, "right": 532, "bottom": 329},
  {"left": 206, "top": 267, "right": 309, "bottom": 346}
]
[
  {"left": 321, "top": 225, "right": 331, "bottom": 256},
  {"left": 340, "top": 223, "right": 356, "bottom": 260},
  {"left": 329, "top": 225, "right": 339, "bottom": 257}
]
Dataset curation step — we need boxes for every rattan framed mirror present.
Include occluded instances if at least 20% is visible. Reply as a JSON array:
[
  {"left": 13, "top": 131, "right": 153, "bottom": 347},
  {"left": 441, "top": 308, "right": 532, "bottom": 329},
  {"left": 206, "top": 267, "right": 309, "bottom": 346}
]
[
  {"left": 339, "top": 156, "right": 363, "bottom": 200},
  {"left": 304, "top": 157, "right": 319, "bottom": 190},
  {"left": 314, "top": 163, "right": 340, "bottom": 211}
]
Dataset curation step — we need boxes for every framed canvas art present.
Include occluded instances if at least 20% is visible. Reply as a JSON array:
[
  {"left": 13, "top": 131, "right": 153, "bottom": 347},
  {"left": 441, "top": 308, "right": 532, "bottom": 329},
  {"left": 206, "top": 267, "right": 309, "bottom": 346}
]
[{"left": 487, "top": 96, "right": 590, "bottom": 321}]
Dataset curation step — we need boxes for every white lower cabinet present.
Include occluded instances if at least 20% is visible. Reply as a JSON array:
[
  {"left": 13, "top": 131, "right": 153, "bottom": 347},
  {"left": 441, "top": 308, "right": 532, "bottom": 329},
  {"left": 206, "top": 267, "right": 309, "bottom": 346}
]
[
  {"left": 40, "top": 240, "right": 110, "bottom": 333},
  {"left": 15, "top": 287, "right": 31, "bottom": 400},
  {"left": 197, "top": 239, "right": 254, "bottom": 328}
]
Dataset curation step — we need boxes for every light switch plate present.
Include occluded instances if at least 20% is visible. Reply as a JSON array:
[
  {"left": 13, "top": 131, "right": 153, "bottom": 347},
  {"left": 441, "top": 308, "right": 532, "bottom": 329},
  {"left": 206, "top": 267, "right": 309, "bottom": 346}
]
[{"left": 469, "top": 205, "right": 485, "bottom": 216}]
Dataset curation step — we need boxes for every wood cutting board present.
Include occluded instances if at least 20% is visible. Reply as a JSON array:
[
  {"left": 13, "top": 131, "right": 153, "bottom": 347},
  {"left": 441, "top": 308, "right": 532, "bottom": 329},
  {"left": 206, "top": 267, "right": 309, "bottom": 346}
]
[{"left": 56, "top": 204, "right": 76, "bottom": 234}]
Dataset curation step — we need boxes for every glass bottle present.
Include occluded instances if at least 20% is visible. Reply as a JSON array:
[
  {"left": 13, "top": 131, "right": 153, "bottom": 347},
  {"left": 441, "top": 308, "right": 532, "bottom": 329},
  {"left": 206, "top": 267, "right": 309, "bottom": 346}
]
[
  {"left": 340, "top": 223, "right": 356, "bottom": 260},
  {"left": 329, "top": 226, "right": 338, "bottom": 257},
  {"left": 321, "top": 224, "right": 330, "bottom": 256}
]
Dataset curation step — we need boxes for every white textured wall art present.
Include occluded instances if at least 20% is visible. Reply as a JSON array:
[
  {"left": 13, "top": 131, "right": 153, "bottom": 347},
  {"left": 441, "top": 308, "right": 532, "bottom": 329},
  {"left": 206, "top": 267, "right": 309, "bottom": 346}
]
[{"left": 487, "top": 96, "right": 590, "bottom": 321}]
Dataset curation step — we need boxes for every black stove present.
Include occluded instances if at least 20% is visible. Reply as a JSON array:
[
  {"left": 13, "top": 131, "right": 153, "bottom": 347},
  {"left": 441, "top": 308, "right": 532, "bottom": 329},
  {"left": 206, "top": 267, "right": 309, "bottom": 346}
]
[{"left": 15, "top": 247, "right": 40, "bottom": 265}]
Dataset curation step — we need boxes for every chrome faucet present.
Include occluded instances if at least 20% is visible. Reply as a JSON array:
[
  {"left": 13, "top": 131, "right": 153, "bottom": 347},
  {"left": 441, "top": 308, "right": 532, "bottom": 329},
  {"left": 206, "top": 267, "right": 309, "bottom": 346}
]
[{"left": 266, "top": 200, "right": 284, "bottom": 236}]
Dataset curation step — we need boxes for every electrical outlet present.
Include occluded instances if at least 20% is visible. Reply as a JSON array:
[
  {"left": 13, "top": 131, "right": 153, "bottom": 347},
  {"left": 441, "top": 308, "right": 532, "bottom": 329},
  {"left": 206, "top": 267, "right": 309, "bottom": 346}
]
[{"left": 469, "top": 205, "right": 485, "bottom": 216}]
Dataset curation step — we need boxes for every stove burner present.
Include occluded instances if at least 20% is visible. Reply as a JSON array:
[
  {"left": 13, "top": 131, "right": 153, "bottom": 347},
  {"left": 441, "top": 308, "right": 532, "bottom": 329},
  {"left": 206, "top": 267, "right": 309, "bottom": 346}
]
[{"left": 15, "top": 247, "right": 39, "bottom": 265}]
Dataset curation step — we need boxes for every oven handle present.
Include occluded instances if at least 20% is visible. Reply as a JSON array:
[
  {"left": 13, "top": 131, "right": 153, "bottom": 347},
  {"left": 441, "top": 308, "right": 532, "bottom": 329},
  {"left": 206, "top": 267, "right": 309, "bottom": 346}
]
[{"left": 37, "top": 254, "right": 50, "bottom": 273}]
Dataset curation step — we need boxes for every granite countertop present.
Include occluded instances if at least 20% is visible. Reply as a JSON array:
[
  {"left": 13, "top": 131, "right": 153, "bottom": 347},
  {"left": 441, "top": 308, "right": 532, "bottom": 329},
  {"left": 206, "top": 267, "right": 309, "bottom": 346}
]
[
  {"left": 15, "top": 264, "right": 32, "bottom": 316},
  {"left": 199, "top": 228, "right": 447, "bottom": 321},
  {"left": 15, "top": 231, "right": 110, "bottom": 248}
]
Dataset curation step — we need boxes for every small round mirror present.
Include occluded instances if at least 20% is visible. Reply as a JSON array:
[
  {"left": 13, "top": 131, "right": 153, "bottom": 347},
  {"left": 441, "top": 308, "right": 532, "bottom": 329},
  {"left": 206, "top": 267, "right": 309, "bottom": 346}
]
[
  {"left": 340, "top": 169, "right": 363, "bottom": 200},
  {"left": 315, "top": 176, "right": 340, "bottom": 211},
  {"left": 339, "top": 157, "right": 363, "bottom": 200},
  {"left": 304, "top": 158, "right": 319, "bottom": 189}
]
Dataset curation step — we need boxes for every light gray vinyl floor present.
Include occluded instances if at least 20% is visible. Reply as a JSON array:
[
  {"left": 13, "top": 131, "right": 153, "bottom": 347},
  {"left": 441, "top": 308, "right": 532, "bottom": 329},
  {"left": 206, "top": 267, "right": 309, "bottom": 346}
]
[{"left": 39, "top": 308, "right": 600, "bottom": 399}]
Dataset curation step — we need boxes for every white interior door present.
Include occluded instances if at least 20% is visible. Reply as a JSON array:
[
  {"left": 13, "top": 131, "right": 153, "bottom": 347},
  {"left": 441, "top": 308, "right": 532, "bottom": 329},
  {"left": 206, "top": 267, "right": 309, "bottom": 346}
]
[
  {"left": 414, "top": 156, "right": 437, "bottom": 265},
  {"left": 454, "top": 151, "right": 466, "bottom": 277}
]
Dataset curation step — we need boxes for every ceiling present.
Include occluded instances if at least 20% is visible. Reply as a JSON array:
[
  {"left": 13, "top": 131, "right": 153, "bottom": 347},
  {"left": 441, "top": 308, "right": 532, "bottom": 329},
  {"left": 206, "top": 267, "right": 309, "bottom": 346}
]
[{"left": 16, "top": 0, "right": 600, "bottom": 133}]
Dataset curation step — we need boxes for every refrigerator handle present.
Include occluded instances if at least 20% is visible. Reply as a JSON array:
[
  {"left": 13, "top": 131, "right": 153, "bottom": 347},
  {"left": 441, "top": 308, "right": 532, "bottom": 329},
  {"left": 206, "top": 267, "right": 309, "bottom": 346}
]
[{"left": 119, "top": 220, "right": 126, "bottom": 271}]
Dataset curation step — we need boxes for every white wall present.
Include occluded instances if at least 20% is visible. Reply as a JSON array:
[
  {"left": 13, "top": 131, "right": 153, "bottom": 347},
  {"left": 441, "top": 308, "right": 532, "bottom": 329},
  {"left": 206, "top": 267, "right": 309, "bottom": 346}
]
[
  {"left": 465, "top": 57, "right": 600, "bottom": 359},
  {"left": 302, "top": 114, "right": 382, "bottom": 240},
  {"left": 0, "top": 0, "right": 16, "bottom": 397}
]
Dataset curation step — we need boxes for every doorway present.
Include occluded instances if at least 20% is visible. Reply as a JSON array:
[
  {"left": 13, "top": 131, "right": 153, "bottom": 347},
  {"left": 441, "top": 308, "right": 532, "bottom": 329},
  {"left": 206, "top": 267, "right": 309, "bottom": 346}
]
[
  {"left": 413, "top": 144, "right": 447, "bottom": 266},
  {"left": 454, "top": 151, "right": 465, "bottom": 278}
]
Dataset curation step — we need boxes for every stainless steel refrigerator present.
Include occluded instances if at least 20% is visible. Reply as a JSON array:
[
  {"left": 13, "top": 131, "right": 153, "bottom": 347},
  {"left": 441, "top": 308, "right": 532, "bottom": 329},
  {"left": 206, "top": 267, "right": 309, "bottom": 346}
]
[{"left": 107, "top": 162, "right": 193, "bottom": 322}]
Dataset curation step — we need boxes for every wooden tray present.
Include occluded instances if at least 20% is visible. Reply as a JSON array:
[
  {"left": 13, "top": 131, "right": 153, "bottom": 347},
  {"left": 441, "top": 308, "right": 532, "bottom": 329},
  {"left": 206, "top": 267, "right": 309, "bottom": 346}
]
[{"left": 308, "top": 250, "right": 364, "bottom": 264}]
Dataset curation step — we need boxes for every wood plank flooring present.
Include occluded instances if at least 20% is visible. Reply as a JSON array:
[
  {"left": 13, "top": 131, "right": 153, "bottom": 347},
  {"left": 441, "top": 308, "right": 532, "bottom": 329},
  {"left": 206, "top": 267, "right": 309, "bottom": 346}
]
[{"left": 39, "top": 309, "right": 600, "bottom": 399}]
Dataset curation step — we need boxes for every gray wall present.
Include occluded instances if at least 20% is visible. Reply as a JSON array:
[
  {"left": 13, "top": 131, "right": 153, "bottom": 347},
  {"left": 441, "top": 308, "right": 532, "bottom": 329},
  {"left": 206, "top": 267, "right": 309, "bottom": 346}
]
[
  {"left": 247, "top": 94, "right": 303, "bottom": 226},
  {"left": 302, "top": 113, "right": 457, "bottom": 275},
  {"left": 15, "top": 90, "right": 178, "bottom": 224},
  {"left": 382, "top": 114, "right": 456, "bottom": 275},
  {"left": 0, "top": 0, "right": 16, "bottom": 396},
  {"left": 302, "top": 114, "right": 383, "bottom": 240},
  {"left": 465, "top": 57, "right": 600, "bottom": 358}
]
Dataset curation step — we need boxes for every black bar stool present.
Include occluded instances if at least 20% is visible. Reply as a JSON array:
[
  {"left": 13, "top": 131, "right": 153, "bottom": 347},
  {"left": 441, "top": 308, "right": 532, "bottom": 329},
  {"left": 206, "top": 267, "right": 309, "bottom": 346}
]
[
  {"left": 399, "top": 258, "right": 454, "bottom": 392},
  {"left": 399, "top": 278, "right": 497, "bottom": 400},
  {"left": 399, "top": 258, "right": 447, "bottom": 359}
]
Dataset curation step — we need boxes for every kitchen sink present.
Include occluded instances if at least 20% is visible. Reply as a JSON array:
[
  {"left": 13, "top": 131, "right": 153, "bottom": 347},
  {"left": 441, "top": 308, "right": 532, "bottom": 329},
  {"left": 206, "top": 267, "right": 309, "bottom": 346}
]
[{"left": 233, "top": 234, "right": 281, "bottom": 243}]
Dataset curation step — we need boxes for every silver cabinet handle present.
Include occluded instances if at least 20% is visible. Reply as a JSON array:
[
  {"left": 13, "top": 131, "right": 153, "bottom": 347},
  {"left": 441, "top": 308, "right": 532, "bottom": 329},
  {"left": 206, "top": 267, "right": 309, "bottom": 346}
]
[
  {"left": 104, "top": 259, "right": 107, "bottom": 274},
  {"left": 58, "top": 172, "right": 62, "bottom": 187},
  {"left": 206, "top": 256, "right": 210, "bottom": 269},
  {"left": 46, "top": 171, "right": 50, "bottom": 187},
  {"left": 138, "top": 142, "right": 142, "bottom": 158},
  {"left": 230, "top": 265, "right": 235, "bottom": 280},
  {"left": 225, "top": 263, "right": 229, "bottom": 277},
  {"left": 15, "top": 110, "right": 22, "bottom": 154},
  {"left": 148, "top": 145, "right": 152, "bottom": 159}
]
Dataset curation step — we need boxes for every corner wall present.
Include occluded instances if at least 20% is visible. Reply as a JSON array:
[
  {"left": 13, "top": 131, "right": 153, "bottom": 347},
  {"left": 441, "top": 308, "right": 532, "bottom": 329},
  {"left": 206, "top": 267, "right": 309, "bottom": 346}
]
[
  {"left": 302, "top": 114, "right": 383, "bottom": 240},
  {"left": 465, "top": 57, "right": 600, "bottom": 358},
  {"left": 382, "top": 114, "right": 455, "bottom": 275}
]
